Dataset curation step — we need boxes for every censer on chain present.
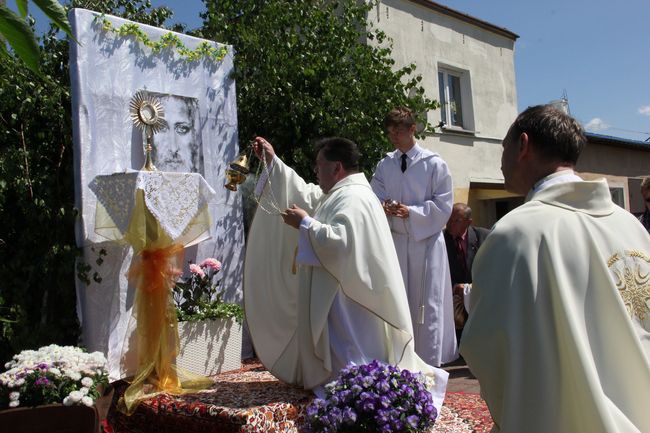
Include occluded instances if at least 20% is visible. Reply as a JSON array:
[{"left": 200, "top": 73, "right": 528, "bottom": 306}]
[
  {"left": 226, "top": 141, "right": 285, "bottom": 215},
  {"left": 224, "top": 144, "right": 253, "bottom": 191}
]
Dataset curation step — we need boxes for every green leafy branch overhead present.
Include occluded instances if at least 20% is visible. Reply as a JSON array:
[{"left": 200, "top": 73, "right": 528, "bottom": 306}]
[{"left": 0, "top": 0, "right": 75, "bottom": 73}]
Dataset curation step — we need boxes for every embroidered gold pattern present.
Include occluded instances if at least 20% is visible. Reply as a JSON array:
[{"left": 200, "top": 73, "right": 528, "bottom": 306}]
[
  {"left": 608, "top": 250, "right": 650, "bottom": 321},
  {"left": 607, "top": 253, "right": 620, "bottom": 268}
]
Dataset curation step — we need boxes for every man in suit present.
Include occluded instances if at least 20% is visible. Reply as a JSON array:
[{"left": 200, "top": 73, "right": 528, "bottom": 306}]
[{"left": 444, "top": 203, "right": 489, "bottom": 342}]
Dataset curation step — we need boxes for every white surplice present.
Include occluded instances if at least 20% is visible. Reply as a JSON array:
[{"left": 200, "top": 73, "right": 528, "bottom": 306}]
[
  {"left": 461, "top": 177, "right": 650, "bottom": 433},
  {"left": 371, "top": 144, "right": 457, "bottom": 366},
  {"left": 244, "top": 157, "right": 448, "bottom": 410}
]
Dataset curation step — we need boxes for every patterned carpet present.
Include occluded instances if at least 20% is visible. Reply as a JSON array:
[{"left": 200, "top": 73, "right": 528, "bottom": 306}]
[
  {"left": 434, "top": 392, "right": 493, "bottom": 433},
  {"left": 105, "top": 362, "right": 493, "bottom": 433}
]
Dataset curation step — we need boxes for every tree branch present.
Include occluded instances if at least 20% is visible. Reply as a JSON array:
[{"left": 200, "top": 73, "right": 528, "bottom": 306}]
[{"left": 19, "top": 123, "right": 34, "bottom": 200}]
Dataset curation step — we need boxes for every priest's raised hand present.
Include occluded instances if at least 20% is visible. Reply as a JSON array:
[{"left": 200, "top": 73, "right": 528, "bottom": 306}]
[{"left": 252, "top": 136, "right": 275, "bottom": 164}]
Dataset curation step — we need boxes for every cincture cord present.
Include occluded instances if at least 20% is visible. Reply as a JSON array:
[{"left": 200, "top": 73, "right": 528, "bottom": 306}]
[{"left": 418, "top": 242, "right": 429, "bottom": 325}]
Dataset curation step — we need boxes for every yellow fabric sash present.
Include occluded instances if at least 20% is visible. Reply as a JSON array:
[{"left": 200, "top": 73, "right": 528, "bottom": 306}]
[
  {"left": 120, "top": 240, "right": 212, "bottom": 414},
  {"left": 93, "top": 182, "right": 216, "bottom": 414}
]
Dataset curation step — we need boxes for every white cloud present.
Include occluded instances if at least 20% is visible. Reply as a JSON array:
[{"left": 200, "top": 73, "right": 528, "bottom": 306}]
[
  {"left": 638, "top": 106, "right": 650, "bottom": 116},
  {"left": 584, "top": 118, "right": 610, "bottom": 131}
]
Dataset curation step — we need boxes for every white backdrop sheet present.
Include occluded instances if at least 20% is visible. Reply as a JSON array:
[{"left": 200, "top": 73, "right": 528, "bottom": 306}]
[{"left": 69, "top": 9, "right": 246, "bottom": 379}]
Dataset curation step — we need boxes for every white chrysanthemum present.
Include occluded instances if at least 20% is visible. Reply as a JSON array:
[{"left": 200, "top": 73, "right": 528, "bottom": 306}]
[
  {"left": 6, "top": 345, "right": 105, "bottom": 372},
  {"left": 81, "top": 396, "right": 94, "bottom": 407},
  {"left": 90, "top": 351, "right": 107, "bottom": 364},
  {"left": 2, "top": 344, "right": 109, "bottom": 409},
  {"left": 68, "top": 390, "right": 83, "bottom": 402},
  {"left": 66, "top": 370, "right": 82, "bottom": 381},
  {"left": 8, "top": 400, "right": 19, "bottom": 408}
]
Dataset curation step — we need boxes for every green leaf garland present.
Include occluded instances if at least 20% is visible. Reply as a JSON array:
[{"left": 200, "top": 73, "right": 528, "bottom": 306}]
[{"left": 96, "top": 15, "right": 227, "bottom": 63}]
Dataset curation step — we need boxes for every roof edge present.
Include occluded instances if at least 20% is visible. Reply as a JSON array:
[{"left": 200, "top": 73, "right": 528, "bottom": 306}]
[
  {"left": 586, "top": 132, "right": 650, "bottom": 151},
  {"left": 406, "top": 0, "right": 519, "bottom": 40}
]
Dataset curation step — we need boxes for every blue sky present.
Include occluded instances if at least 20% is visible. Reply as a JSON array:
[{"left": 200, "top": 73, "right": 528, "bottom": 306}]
[
  {"left": 440, "top": 0, "right": 650, "bottom": 142},
  {"left": 16, "top": 0, "right": 650, "bottom": 141}
]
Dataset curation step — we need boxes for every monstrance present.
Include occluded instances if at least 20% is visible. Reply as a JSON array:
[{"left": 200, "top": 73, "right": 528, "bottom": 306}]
[{"left": 129, "top": 91, "right": 167, "bottom": 171}]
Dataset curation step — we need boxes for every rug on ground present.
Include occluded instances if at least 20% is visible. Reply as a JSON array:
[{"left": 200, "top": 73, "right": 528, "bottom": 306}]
[{"left": 105, "top": 362, "right": 493, "bottom": 433}]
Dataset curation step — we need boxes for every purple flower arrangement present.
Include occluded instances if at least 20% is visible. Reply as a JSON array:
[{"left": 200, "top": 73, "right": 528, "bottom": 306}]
[{"left": 306, "top": 360, "right": 438, "bottom": 433}]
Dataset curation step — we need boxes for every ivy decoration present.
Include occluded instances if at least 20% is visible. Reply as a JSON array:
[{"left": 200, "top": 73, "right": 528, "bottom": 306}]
[{"left": 95, "top": 15, "right": 228, "bottom": 63}]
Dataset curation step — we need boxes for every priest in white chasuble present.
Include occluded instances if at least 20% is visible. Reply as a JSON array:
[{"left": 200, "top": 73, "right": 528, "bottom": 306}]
[
  {"left": 461, "top": 104, "right": 650, "bottom": 433},
  {"left": 244, "top": 136, "right": 448, "bottom": 408}
]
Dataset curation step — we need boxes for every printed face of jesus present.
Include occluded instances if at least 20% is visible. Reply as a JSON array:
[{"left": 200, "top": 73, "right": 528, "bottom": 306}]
[{"left": 150, "top": 93, "right": 203, "bottom": 174}]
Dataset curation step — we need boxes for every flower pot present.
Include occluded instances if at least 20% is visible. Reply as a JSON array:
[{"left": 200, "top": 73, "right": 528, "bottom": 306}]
[
  {"left": 0, "top": 403, "right": 99, "bottom": 433},
  {"left": 177, "top": 318, "right": 242, "bottom": 376}
]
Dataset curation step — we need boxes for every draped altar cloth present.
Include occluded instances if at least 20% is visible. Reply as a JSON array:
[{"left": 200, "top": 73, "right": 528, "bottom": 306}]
[
  {"left": 90, "top": 171, "right": 216, "bottom": 413},
  {"left": 90, "top": 171, "right": 216, "bottom": 248}
]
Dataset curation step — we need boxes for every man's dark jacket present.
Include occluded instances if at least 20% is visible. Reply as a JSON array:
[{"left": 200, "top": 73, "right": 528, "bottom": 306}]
[{"left": 444, "top": 225, "right": 490, "bottom": 285}]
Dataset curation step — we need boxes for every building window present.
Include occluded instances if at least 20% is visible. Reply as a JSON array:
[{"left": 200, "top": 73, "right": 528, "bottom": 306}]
[
  {"left": 609, "top": 187, "right": 625, "bottom": 208},
  {"left": 438, "top": 68, "right": 465, "bottom": 128}
]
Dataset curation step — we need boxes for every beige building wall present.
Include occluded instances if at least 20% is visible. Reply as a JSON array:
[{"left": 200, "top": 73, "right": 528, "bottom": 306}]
[
  {"left": 368, "top": 1, "right": 650, "bottom": 222},
  {"left": 578, "top": 140, "right": 650, "bottom": 212},
  {"left": 368, "top": 0, "right": 519, "bottom": 225},
  {"left": 577, "top": 142, "right": 650, "bottom": 179}
]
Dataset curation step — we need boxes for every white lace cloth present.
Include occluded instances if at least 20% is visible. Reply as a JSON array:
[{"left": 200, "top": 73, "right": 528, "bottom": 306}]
[{"left": 89, "top": 171, "right": 216, "bottom": 241}]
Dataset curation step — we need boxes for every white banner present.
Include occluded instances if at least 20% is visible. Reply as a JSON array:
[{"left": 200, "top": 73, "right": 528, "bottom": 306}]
[{"left": 69, "top": 8, "right": 245, "bottom": 379}]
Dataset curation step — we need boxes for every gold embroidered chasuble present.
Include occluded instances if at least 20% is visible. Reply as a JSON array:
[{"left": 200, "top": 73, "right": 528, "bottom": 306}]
[{"left": 461, "top": 179, "right": 650, "bottom": 433}]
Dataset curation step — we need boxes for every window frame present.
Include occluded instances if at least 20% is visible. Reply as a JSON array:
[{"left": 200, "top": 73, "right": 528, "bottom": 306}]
[{"left": 437, "top": 66, "right": 474, "bottom": 133}]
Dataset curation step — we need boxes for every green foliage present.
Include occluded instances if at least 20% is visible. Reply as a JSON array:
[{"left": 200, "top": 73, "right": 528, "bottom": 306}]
[
  {"left": 176, "top": 302, "right": 244, "bottom": 324},
  {"left": 200, "top": 0, "right": 438, "bottom": 179},
  {"left": 0, "top": 27, "right": 77, "bottom": 365},
  {"left": 32, "top": 0, "right": 76, "bottom": 40},
  {"left": 0, "top": 0, "right": 177, "bottom": 365},
  {"left": 0, "top": 0, "right": 74, "bottom": 73},
  {"left": 0, "top": 3, "right": 40, "bottom": 72}
]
